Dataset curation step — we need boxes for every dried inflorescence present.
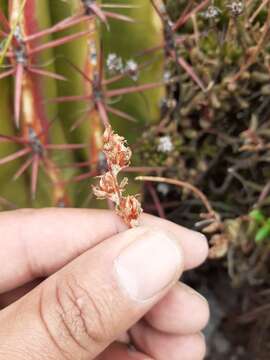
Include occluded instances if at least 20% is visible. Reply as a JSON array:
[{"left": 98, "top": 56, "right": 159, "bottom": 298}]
[{"left": 93, "top": 126, "right": 142, "bottom": 227}]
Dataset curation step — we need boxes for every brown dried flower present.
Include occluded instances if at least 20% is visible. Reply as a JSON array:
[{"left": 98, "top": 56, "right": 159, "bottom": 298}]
[
  {"left": 208, "top": 234, "right": 229, "bottom": 259},
  {"left": 103, "top": 125, "right": 132, "bottom": 173},
  {"left": 93, "top": 126, "right": 142, "bottom": 227},
  {"left": 117, "top": 195, "right": 142, "bottom": 228},
  {"left": 93, "top": 172, "right": 118, "bottom": 201}
]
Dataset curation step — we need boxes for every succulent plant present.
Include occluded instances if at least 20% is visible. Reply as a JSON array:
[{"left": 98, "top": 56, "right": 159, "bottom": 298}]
[{"left": 138, "top": 0, "right": 270, "bottom": 283}]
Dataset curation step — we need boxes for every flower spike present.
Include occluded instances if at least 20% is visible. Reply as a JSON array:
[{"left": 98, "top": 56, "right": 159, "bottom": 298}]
[{"left": 93, "top": 126, "right": 142, "bottom": 228}]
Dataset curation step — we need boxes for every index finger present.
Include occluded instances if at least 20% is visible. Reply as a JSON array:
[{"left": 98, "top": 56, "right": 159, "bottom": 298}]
[{"left": 0, "top": 208, "right": 208, "bottom": 294}]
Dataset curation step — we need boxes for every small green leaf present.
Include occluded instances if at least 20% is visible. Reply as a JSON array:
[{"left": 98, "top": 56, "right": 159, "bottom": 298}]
[
  {"left": 255, "top": 223, "right": 270, "bottom": 243},
  {"left": 249, "top": 209, "right": 266, "bottom": 224}
]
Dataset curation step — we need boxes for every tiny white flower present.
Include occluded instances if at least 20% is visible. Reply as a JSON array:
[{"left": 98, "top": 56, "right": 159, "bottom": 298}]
[
  {"left": 126, "top": 59, "right": 138, "bottom": 72},
  {"left": 227, "top": 1, "right": 244, "bottom": 16},
  {"left": 157, "top": 183, "right": 170, "bottom": 196},
  {"left": 157, "top": 136, "right": 174, "bottom": 153},
  {"left": 106, "top": 53, "right": 123, "bottom": 73},
  {"left": 202, "top": 6, "right": 222, "bottom": 19},
  {"left": 125, "top": 59, "right": 139, "bottom": 80}
]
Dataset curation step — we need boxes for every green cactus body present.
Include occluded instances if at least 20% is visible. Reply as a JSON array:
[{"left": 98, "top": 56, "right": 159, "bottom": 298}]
[{"left": 0, "top": 0, "right": 165, "bottom": 208}]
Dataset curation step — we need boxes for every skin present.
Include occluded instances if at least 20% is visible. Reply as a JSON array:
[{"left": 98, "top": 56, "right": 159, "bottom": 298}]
[{"left": 0, "top": 208, "right": 210, "bottom": 360}]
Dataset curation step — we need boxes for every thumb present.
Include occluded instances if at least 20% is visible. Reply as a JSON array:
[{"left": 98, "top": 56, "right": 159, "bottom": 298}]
[{"left": 0, "top": 226, "right": 184, "bottom": 360}]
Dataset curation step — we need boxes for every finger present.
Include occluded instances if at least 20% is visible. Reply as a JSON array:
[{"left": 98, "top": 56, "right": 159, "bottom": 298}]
[
  {"left": 145, "top": 282, "right": 209, "bottom": 335},
  {"left": 0, "top": 279, "right": 42, "bottom": 309},
  {"left": 0, "top": 209, "right": 207, "bottom": 294},
  {"left": 130, "top": 322, "right": 206, "bottom": 360},
  {"left": 97, "top": 343, "right": 152, "bottom": 360},
  {"left": 141, "top": 214, "right": 208, "bottom": 270},
  {"left": 0, "top": 208, "right": 126, "bottom": 293},
  {"left": 0, "top": 226, "right": 186, "bottom": 360}
]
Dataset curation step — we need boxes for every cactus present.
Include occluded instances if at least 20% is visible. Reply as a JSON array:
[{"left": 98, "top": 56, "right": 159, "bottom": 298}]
[{"left": 0, "top": 0, "right": 165, "bottom": 208}]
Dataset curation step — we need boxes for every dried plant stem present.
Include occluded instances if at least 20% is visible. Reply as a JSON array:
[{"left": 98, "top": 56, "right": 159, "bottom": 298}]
[
  {"left": 233, "top": 4, "right": 270, "bottom": 81},
  {"left": 173, "top": 0, "right": 210, "bottom": 31},
  {"left": 249, "top": 0, "right": 270, "bottom": 24},
  {"left": 147, "top": 182, "right": 166, "bottom": 219},
  {"left": 136, "top": 175, "right": 216, "bottom": 218}
]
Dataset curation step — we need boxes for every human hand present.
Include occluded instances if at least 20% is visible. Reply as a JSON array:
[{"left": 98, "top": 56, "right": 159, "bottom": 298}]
[{"left": 0, "top": 208, "right": 209, "bottom": 359}]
